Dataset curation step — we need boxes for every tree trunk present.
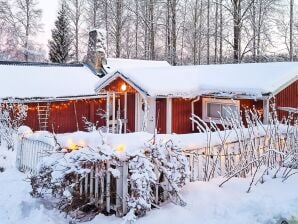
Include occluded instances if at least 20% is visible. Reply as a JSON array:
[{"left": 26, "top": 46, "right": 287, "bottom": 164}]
[
  {"left": 166, "top": 0, "right": 171, "bottom": 63},
  {"left": 233, "top": 0, "right": 241, "bottom": 63},
  {"left": 115, "top": 0, "right": 122, "bottom": 58},
  {"left": 219, "top": 0, "right": 223, "bottom": 64},
  {"left": 75, "top": 0, "right": 79, "bottom": 62},
  {"left": 149, "top": 0, "right": 155, "bottom": 60},
  {"left": 135, "top": 0, "right": 139, "bottom": 58},
  {"left": 290, "top": 0, "right": 294, "bottom": 61},
  {"left": 198, "top": 0, "right": 203, "bottom": 64},
  {"left": 171, "top": 0, "right": 177, "bottom": 65},
  {"left": 25, "top": 0, "right": 30, "bottom": 62},
  {"left": 193, "top": 0, "right": 199, "bottom": 65},
  {"left": 214, "top": 0, "right": 219, "bottom": 64},
  {"left": 252, "top": 0, "right": 256, "bottom": 62},
  {"left": 207, "top": 0, "right": 210, "bottom": 64},
  {"left": 104, "top": 0, "right": 109, "bottom": 57}
]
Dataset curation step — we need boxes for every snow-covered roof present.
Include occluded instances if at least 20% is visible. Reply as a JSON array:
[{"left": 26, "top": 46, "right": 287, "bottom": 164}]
[
  {"left": 96, "top": 62, "right": 298, "bottom": 98},
  {"left": 0, "top": 62, "right": 100, "bottom": 99},
  {"left": 103, "top": 58, "right": 171, "bottom": 73}
]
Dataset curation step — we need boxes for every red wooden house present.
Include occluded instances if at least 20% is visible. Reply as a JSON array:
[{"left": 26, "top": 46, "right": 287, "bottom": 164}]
[
  {"left": 0, "top": 61, "right": 105, "bottom": 133},
  {"left": 95, "top": 62, "right": 298, "bottom": 134}
]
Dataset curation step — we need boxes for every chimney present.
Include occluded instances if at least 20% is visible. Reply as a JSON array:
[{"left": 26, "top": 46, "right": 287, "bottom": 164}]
[{"left": 86, "top": 29, "right": 107, "bottom": 74}]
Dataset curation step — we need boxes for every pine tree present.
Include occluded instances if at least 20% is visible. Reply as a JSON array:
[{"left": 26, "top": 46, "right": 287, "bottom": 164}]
[{"left": 48, "top": 4, "right": 72, "bottom": 63}]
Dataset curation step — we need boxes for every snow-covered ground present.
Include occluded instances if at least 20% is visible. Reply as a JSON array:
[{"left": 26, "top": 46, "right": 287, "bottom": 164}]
[{"left": 1, "top": 147, "right": 298, "bottom": 224}]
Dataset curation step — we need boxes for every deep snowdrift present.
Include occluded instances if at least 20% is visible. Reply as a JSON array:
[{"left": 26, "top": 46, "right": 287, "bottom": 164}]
[{"left": 1, "top": 167, "right": 298, "bottom": 223}]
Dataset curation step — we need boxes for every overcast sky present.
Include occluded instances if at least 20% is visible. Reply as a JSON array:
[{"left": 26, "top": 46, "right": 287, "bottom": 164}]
[{"left": 37, "top": 0, "right": 59, "bottom": 49}]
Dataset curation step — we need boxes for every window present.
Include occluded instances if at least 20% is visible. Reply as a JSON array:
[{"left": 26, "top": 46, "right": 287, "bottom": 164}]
[{"left": 203, "top": 98, "right": 240, "bottom": 122}]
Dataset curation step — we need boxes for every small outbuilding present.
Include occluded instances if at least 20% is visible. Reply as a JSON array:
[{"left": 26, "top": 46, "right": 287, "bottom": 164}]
[
  {"left": 95, "top": 62, "right": 298, "bottom": 134},
  {"left": 0, "top": 61, "right": 105, "bottom": 133}
]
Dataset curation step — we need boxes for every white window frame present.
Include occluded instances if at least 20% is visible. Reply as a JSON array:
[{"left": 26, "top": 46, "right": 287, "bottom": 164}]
[{"left": 202, "top": 98, "right": 240, "bottom": 123}]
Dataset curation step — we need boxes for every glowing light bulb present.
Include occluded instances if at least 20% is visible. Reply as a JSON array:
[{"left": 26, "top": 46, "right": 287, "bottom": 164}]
[{"left": 121, "top": 83, "right": 127, "bottom": 92}]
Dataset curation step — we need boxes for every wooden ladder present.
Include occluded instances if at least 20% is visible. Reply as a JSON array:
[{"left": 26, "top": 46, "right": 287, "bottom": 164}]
[{"left": 37, "top": 103, "right": 50, "bottom": 131}]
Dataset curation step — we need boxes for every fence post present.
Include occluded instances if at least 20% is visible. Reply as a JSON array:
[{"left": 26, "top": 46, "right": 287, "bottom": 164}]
[
  {"left": 122, "top": 162, "right": 128, "bottom": 215},
  {"left": 106, "top": 161, "right": 111, "bottom": 213},
  {"left": 16, "top": 137, "right": 23, "bottom": 171},
  {"left": 189, "top": 154, "right": 194, "bottom": 182},
  {"left": 116, "top": 164, "right": 123, "bottom": 216}
]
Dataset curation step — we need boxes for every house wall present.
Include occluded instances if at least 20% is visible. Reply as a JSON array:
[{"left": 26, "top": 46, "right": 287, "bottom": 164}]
[
  {"left": 156, "top": 98, "right": 167, "bottom": 134},
  {"left": 169, "top": 97, "right": 263, "bottom": 134},
  {"left": 274, "top": 80, "right": 298, "bottom": 118},
  {"left": 119, "top": 93, "right": 135, "bottom": 132},
  {"left": 239, "top": 99, "right": 263, "bottom": 125},
  {"left": 172, "top": 98, "right": 194, "bottom": 134},
  {"left": 24, "top": 99, "right": 106, "bottom": 133}
]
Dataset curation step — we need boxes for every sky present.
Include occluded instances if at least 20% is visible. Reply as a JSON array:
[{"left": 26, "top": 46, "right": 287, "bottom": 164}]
[{"left": 37, "top": 0, "right": 59, "bottom": 49}]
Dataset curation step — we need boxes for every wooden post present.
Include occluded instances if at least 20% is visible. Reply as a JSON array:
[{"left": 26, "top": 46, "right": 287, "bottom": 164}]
[
  {"left": 112, "top": 93, "right": 116, "bottom": 133},
  {"left": 106, "top": 93, "right": 110, "bottom": 132},
  {"left": 85, "top": 173, "right": 89, "bottom": 197},
  {"left": 122, "top": 162, "right": 128, "bottom": 215},
  {"left": 90, "top": 167, "right": 94, "bottom": 199},
  {"left": 95, "top": 165, "right": 99, "bottom": 201},
  {"left": 16, "top": 137, "right": 23, "bottom": 170},
  {"left": 116, "top": 165, "right": 122, "bottom": 216},
  {"left": 124, "top": 92, "right": 127, "bottom": 133},
  {"left": 166, "top": 98, "right": 172, "bottom": 134},
  {"left": 106, "top": 161, "right": 111, "bottom": 213},
  {"left": 73, "top": 101, "right": 79, "bottom": 131},
  {"left": 189, "top": 154, "right": 194, "bottom": 182},
  {"left": 263, "top": 99, "right": 269, "bottom": 124}
]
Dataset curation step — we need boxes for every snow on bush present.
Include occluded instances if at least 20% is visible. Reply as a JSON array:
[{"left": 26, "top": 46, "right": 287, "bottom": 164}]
[
  {"left": 0, "top": 100, "right": 27, "bottom": 151},
  {"left": 31, "top": 141, "right": 118, "bottom": 219},
  {"left": 148, "top": 139, "right": 189, "bottom": 206},
  {"left": 0, "top": 101, "right": 27, "bottom": 172},
  {"left": 190, "top": 100, "right": 298, "bottom": 192},
  {"left": 124, "top": 138, "right": 189, "bottom": 223},
  {"left": 127, "top": 153, "right": 156, "bottom": 220},
  {"left": 29, "top": 131, "right": 189, "bottom": 222}
]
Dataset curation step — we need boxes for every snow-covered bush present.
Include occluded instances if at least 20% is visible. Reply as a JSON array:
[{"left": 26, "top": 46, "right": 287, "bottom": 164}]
[
  {"left": 127, "top": 154, "right": 156, "bottom": 220},
  {"left": 148, "top": 139, "right": 189, "bottom": 206},
  {"left": 30, "top": 133, "right": 189, "bottom": 222},
  {"left": 191, "top": 100, "right": 298, "bottom": 191},
  {"left": 31, "top": 143, "right": 118, "bottom": 219},
  {"left": 0, "top": 100, "right": 27, "bottom": 150},
  {"left": 124, "top": 139, "right": 189, "bottom": 223}
]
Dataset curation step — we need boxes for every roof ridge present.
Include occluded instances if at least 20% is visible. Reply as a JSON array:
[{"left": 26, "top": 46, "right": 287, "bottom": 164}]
[{"left": 0, "top": 60, "right": 84, "bottom": 67}]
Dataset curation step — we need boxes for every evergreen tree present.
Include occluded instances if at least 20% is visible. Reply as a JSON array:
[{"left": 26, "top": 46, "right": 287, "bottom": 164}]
[{"left": 48, "top": 4, "right": 72, "bottom": 63}]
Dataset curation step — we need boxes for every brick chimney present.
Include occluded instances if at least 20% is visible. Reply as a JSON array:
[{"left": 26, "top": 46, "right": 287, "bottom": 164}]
[{"left": 86, "top": 29, "right": 107, "bottom": 74}]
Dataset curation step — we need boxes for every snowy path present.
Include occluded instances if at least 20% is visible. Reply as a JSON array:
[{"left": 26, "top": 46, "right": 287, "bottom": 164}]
[
  {"left": 1, "top": 168, "right": 298, "bottom": 224},
  {"left": 0, "top": 169, "right": 67, "bottom": 224}
]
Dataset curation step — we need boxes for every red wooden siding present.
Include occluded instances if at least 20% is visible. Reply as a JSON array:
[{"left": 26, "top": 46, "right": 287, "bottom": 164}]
[
  {"left": 172, "top": 98, "right": 193, "bottom": 134},
  {"left": 275, "top": 80, "right": 298, "bottom": 119},
  {"left": 24, "top": 99, "right": 106, "bottom": 133},
  {"left": 156, "top": 98, "right": 167, "bottom": 134},
  {"left": 239, "top": 99, "right": 263, "bottom": 125},
  {"left": 126, "top": 93, "right": 136, "bottom": 132}
]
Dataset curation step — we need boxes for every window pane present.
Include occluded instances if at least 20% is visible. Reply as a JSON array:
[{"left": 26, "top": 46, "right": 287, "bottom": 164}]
[
  {"left": 207, "top": 103, "right": 221, "bottom": 119},
  {"left": 222, "top": 105, "right": 238, "bottom": 118}
]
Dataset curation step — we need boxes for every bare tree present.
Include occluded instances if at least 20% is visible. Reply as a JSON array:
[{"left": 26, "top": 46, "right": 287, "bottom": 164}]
[
  {"left": 14, "top": 0, "right": 42, "bottom": 61},
  {"left": 65, "top": 0, "right": 85, "bottom": 62}
]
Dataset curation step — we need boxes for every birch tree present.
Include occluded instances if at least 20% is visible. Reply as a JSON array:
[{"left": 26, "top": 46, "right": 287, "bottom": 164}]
[
  {"left": 65, "top": 0, "right": 85, "bottom": 62},
  {"left": 14, "top": 0, "right": 42, "bottom": 61}
]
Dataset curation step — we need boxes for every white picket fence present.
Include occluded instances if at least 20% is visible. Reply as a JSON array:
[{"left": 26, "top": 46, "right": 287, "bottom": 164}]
[
  {"left": 16, "top": 135, "right": 171, "bottom": 217},
  {"left": 185, "top": 135, "right": 284, "bottom": 182},
  {"left": 16, "top": 137, "right": 55, "bottom": 174},
  {"left": 16, "top": 132, "right": 283, "bottom": 217}
]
